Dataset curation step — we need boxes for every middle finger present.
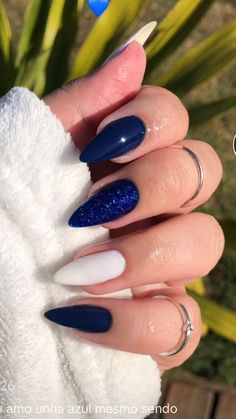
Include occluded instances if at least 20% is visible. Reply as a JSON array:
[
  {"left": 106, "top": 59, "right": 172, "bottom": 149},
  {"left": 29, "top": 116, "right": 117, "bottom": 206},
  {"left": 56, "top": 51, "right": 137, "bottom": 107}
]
[
  {"left": 54, "top": 212, "right": 224, "bottom": 293},
  {"left": 68, "top": 139, "right": 222, "bottom": 229}
]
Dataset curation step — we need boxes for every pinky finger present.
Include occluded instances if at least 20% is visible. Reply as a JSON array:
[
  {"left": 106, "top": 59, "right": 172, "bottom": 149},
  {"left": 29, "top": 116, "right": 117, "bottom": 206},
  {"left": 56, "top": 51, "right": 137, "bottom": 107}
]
[{"left": 44, "top": 292, "right": 201, "bottom": 371}]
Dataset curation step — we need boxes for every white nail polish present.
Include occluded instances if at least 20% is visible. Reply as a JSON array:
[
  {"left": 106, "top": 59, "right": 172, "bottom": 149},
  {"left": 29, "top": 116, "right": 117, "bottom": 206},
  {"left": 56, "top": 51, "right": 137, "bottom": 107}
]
[
  {"left": 53, "top": 250, "right": 126, "bottom": 285},
  {"left": 105, "top": 21, "right": 157, "bottom": 63}
]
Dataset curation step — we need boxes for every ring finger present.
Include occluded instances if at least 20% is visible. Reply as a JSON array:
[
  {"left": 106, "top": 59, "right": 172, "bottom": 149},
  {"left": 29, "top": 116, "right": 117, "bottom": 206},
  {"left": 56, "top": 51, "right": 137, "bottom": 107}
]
[{"left": 54, "top": 212, "right": 224, "bottom": 293}]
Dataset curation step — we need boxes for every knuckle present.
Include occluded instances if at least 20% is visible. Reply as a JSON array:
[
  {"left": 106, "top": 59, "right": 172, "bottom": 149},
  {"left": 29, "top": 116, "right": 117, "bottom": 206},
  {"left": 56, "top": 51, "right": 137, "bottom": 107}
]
[
  {"left": 201, "top": 141, "right": 223, "bottom": 181},
  {"left": 194, "top": 213, "right": 225, "bottom": 276},
  {"left": 161, "top": 88, "right": 189, "bottom": 136},
  {"left": 61, "top": 77, "right": 85, "bottom": 98},
  {"left": 141, "top": 85, "right": 189, "bottom": 139},
  {"left": 204, "top": 214, "right": 225, "bottom": 262},
  {"left": 103, "top": 77, "right": 131, "bottom": 103}
]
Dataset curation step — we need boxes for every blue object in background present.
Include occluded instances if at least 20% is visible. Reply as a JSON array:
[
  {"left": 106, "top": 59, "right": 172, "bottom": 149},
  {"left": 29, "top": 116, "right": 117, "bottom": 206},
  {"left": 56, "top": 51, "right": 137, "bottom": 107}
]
[{"left": 87, "top": 0, "right": 110, "bottom": 16}]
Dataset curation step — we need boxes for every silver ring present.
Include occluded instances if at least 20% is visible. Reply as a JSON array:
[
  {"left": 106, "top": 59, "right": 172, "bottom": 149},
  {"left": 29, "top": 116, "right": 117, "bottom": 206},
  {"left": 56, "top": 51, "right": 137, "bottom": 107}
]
[
  {"left": 152, "top": 296, "right": 194, "bottom": 356},
  {"left": 172, "top": 145, "right": 204, "bottom": 208}
]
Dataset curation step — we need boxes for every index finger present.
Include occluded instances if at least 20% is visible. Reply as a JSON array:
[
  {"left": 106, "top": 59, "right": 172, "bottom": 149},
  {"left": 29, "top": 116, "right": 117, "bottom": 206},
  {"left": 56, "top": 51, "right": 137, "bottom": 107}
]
[
  {"left": 43, "top": 41, "right": 146, "bottom": 152},
  {"left": 79, "top": 85, "right": 189, "bottom": 164}
]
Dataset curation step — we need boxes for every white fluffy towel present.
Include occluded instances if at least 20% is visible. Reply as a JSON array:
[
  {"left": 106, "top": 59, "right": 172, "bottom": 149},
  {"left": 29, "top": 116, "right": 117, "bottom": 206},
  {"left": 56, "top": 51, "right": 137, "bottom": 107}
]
[{"left": 0, "top": 87, "right": 161, "bottom": 419}]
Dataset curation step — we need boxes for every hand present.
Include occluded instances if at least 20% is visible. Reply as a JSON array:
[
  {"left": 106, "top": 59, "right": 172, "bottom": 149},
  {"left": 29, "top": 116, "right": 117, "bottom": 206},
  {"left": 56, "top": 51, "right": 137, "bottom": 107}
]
[{"left": 44, "top": 42, "right": 224, "bottom": 372}]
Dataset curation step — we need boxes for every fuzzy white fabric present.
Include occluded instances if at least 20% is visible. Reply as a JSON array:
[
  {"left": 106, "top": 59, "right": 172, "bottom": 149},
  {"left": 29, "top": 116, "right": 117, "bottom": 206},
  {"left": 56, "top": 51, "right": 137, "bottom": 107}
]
[{"left": 0, "top": 87, "right": 161, "bottom": 419}]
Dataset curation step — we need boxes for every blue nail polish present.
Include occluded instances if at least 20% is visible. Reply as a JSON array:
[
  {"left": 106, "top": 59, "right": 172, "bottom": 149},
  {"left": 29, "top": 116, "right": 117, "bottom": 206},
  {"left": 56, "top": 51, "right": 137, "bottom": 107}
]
[
  {"left": 68, "top": 179, "right": 139, "bottom": 227},
  {"left": 44, "top": 304, "right": 112, "bottom": 333},
  {"left": 80, "top": 116, "right": 146, "bottom": 163}
]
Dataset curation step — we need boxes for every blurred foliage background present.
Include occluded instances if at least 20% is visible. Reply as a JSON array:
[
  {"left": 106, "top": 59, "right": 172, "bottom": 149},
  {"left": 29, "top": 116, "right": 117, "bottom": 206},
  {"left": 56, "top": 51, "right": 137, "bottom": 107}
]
[{"left": 1, "top": 0, "right": 236, "bottom": 386}]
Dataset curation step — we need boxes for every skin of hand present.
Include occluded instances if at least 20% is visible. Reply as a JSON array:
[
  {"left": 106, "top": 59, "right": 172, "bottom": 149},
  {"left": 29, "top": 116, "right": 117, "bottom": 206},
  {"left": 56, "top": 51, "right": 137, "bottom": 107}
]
[{"left": 43, "top": 42, "right": 224, "bottom": 373}]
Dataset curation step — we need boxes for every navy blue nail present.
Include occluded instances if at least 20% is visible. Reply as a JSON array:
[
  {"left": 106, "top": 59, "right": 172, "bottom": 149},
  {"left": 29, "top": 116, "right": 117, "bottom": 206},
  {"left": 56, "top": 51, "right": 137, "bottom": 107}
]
[
  {"left": 79, "top": 116, "right": 146, "bottom": 163},
  {"left": 68, "top": 179, "right": 139, "bottom": 227},
  {"left": 44, "top": 304, "right": 112, "bottom": 333}
]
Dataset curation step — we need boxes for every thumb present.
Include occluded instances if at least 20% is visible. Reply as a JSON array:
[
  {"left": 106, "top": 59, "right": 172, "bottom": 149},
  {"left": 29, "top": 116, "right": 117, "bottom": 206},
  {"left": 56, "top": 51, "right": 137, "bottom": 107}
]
[{"left": 44, "top": 41, "right": 146, "bottom": 150}]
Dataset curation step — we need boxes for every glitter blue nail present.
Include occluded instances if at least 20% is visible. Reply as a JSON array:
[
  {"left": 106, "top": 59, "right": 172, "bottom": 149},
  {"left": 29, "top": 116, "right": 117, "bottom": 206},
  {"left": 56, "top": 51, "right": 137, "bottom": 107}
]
[{"left": 68, "top": 179, "right": 139, "bottom": 227}]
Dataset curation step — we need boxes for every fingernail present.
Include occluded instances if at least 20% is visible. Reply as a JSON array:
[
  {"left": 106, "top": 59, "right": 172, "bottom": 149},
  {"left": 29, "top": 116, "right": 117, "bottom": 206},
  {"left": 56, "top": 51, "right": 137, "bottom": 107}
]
[
  {"left": 80, "top": 116, "right": 146, "bottom": 163},
  {"left": 44, "top": 304, "right": 112, "bottom": 332},
  {"left": 104, "top": 21, "right": 157, "bottom": 63},
  {"left": 68, "top": 179, "right": 139, "bottom": 227},
  {"left": 54, "top": 250, "right": 126, "bottom": 285}
]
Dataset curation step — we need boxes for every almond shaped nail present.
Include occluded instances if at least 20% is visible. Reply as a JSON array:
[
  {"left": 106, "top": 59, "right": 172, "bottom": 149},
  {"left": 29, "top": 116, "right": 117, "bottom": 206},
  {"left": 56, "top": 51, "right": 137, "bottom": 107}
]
[
  {"left": 44, "top": 304, "right": 112, "bottom": 332},
  {"left": 68, "top": 179, "right": 139, "bottom": 227},
  {"left": 79, "top": 116, "right": 146, "bottom": 164},
  {"left": 104, "top": 21, "right": 157, "bottom": 63},
  {"left": 54, "top": 250, "right": 126, "bottom": 285}
]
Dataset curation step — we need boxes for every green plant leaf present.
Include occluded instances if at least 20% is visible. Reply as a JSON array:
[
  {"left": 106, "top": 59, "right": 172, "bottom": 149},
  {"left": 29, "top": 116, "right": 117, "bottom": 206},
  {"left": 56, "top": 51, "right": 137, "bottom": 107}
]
[
  {"left": 0, "top": 0, "right": 11, "bottom": 62},
  {"left": 220, "top": 220, "right": 236, "bottom": 259},
  {"left": 188, "top": 290, "right": 236, "bottom": 343},
  {"left": 145, "top": 0, "right": 214, "bottom": 75},
  {"left": 156, "top": 19, "right": 236, "bottom": 96},
  {"left": 44, "top": 0, "right": 84, "bottom": 93},
  {"left": 16, "top": 0, "right": 66, "bottom": 93},
  {"left": 187, "top": 278, "right": 206, "bottom": 296},
  {"left": 41, "top": 0, "right": 67, "bottom": 51},
  {"left": 189, "top": 96, "right": 236, "bottom": 126},
  {"left": 0, "top": 0, "right": 14, "bottom": 93},
  {"left": 69, "top": 0, "right": 150, "bottom": 80},
  {"left": 15, "top": 0, "right": 83, "bottom": 95},
  {"left": 15, "top": 0, "right": 45, "bottom": 67},
  {"left": 15, "top": 51, "right": 50, "bottom": 95},
  {"left": 15, "top": 0, "right": 55, "bottom": 91}
]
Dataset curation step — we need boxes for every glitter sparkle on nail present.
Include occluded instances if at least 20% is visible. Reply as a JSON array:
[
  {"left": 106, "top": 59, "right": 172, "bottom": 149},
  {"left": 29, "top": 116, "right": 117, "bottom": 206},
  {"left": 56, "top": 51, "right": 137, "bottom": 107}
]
[{"left": 68, "top": 179, "right": 139, "bottom": 227}]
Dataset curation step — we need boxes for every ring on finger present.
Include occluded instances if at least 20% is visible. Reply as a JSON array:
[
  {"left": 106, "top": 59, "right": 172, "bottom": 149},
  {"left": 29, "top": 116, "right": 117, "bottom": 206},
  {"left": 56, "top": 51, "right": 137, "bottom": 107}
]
[
  {"left": 152, "top": 295, "right": 194, "bottom": 356},
  {"left": 171, "top": 145, "right": 205, "bottom": 208}
]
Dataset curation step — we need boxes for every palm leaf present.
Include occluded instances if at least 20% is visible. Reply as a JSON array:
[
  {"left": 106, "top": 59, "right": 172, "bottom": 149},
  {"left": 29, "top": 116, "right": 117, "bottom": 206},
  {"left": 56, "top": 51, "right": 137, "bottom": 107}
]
[
  {"left": 44, "top": 0, "right": 84, "bottom": 93},
  {"left": 0, "top": 0, "right": 11, "bottom": 62},
  {"left": 188, "top": 290, "right": 236, "bottom": 343},
  {"left": 15, "top": 0, "right": 84, "bottom": 96},
  {"left": 69, "top": 0, "right": 150, "bottom": 80},
  {"left": 15, "top": 0, "right": 55, "bottom": 90},
  {"left": 156, "top": 19, "right": 236, "bottom": 96},
  {"left": 30, "top": 0, "right": 64, "bottom": 96},
  {"left": 15, "top": 0, "right": 46, "bottom": 67},
  {"left": 15, "top": 0, "right": 83, "bottom": 95},
  {"left": 189, "top": 96, "right": 236, "bottom": 126},
  {"left": 145, "top": 0, "right": 214, "bottom": 75},
  {"left": 0, "top": 0, "right": 13, "bottom": 93}
]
